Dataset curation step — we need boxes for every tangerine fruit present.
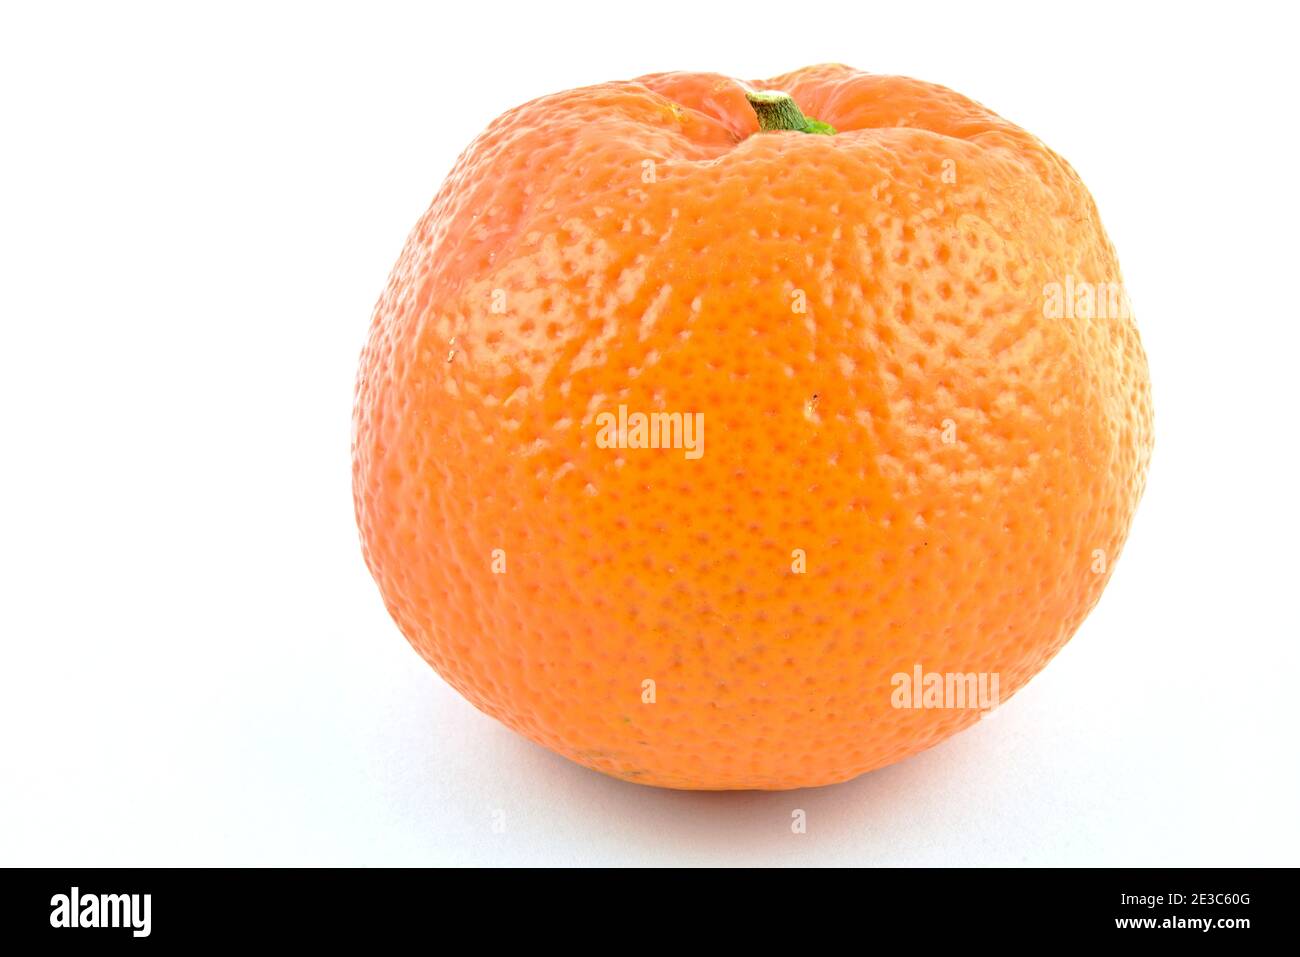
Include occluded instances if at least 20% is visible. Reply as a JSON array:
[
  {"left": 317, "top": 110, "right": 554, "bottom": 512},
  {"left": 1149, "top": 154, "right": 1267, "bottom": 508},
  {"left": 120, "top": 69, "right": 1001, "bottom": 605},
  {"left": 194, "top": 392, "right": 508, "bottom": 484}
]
[{"left": 353, "top": 65, "right": 1153, "bottom": 790}]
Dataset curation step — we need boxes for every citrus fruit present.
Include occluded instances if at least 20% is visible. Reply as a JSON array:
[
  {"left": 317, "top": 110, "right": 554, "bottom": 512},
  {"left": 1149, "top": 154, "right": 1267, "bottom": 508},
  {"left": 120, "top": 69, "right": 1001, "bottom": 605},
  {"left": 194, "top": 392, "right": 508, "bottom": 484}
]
[{"left": 353, "top": 64, "right": 1153, "bottom": 790}]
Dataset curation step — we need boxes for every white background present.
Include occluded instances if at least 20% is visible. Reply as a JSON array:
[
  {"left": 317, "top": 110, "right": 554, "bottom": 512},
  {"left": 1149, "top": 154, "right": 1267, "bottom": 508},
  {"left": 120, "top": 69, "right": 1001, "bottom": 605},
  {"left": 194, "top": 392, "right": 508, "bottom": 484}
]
[{"left": 2, "top": 1, "right": 1297, "bottom": 866}]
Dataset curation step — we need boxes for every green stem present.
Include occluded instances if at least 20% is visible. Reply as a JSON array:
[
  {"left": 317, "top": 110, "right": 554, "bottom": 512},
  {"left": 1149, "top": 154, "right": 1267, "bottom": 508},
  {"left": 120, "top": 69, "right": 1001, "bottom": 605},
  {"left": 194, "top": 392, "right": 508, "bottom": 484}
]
[{"left": 745, "top": 90, "right": 836, "bottom": 135}]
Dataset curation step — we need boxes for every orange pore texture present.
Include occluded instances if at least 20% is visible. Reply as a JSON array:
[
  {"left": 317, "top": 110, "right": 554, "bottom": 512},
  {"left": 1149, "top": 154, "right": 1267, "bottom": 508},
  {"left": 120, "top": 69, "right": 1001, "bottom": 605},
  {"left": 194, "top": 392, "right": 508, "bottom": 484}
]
[{"left": 353, "top": 64, "right": 1153, "bottom": 790}]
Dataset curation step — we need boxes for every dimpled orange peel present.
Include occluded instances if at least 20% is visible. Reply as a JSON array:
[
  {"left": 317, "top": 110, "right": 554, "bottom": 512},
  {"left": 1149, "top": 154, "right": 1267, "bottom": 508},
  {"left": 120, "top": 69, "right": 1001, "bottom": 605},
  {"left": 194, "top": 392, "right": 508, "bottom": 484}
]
[{"left": 353, "top": 65, "right": 1153, "bottom": 790}]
